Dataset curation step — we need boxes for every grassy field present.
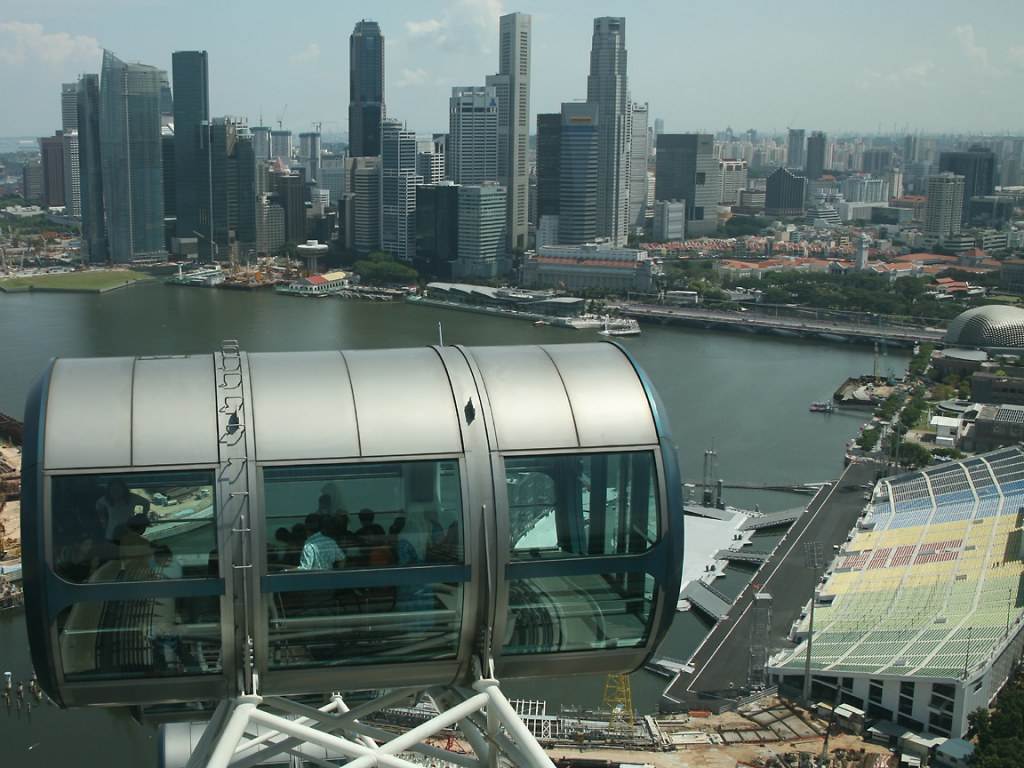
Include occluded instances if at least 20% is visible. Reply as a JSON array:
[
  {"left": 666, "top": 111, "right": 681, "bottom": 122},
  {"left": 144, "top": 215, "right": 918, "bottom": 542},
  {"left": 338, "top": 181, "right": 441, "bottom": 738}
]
[{"left": 0, "top": 269, "right": 149, "bottom": 292}]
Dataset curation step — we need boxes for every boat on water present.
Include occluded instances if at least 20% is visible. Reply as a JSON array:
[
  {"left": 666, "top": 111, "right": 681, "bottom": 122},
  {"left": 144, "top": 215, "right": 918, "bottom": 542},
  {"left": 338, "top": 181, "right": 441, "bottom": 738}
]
[
  {"left": 166, "top": 265, "right": 225, "bottom": 287},
  {"left": 809, "top": 401, "right": 835, "bottom": 413},
  {"left": 598, "top": 317, "right": 642, "bottom": 337},
  {"left": 533, "top": 320, "right": 549, "bottom": 327}
]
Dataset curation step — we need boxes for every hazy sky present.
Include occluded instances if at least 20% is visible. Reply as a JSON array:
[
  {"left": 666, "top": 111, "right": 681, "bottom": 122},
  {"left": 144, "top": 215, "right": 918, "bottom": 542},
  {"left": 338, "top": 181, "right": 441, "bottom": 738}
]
[{"left": 2, "top": 0, "right": 1024, "bottom": 138}]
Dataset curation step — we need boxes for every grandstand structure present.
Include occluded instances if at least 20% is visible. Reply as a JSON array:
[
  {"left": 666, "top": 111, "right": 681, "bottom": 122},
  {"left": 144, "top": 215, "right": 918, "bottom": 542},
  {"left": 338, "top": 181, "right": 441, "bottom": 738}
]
[{"left": 768, "top": 447, "right": 1024, "bottom": 739}]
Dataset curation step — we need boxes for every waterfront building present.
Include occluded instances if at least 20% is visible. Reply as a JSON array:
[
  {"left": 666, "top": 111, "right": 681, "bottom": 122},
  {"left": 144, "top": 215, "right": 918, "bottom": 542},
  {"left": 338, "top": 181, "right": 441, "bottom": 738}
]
[
  {"left": 344, "top": 155, "right": 381, "bottom": 255},
  {"left": 939, "top": 146, "right": 996, "bottom": 225},
  {"left": 491, "top": 12, "right": 531, "bottom": 252},
  {"left": 521, "top": 241, "right": 657, "bottom": 293},
  {"left": 415, "top": 182, "right": 460, "bottom": 279},
  {"left": 628, "top": 102, "right": 650, "bottom": 233},
  {"left": 447, "top": 85, "right": 498, "bottom": 185},
  {"left": 787, "top": 128, "right": 805, "bottom": 169},
  {"left": 76, "top": 73, "right": 106, "bottom": 261},
  {"left": 270, "top": 130, "right": 292, "bottom": 162},
  {"left": 234, "top": 129, "right": 257, "bottom": 251},
  {"left": 558, "top": 102, "right": 599, "bottom": 245},
  {"left": 39, "top": 133, "right": 65, "bottom": 208},
  {"left": 653, "top": 200, "right": 686, "bottom": 242},
  {"left": 251, "top": 126, "right": 272, "bottom": 161},
  {"left": 172, "top": 50, "right": 210, "bottom": 249},
  {"left": 299, "top": 131, "right": 321, "bottom": 184},
  {"left": 924, "top": 173, "right": 965, "bottom": 241},
  {"left": 655, "top": 133, "right": 720, "bottom": 236},
  {"left": 100, "top": 50, "right": 166, "bottom": 262},
  {"left": 455, "top": 183, "right": 505, "bottom": 279},
  {"left": 719, "top": 159, "right": 748, "bottom": 205},
  {"left": 255, "top": 193, "right": 285, "bottom": 255},
  {"left": 349, "top": 20, "right": 385, "bottom": 157},
  {"left": 380, "top": 118, "right": 420, "bottom": 262},
  {"left": 271, "top": 169, "right": 306, "bottom": 245},
  {"left": 764, "top": 167, "right": 807, "bottom": 217},
  {"left": 535, "top": 112, "right": 561, "bottom": 237},
  {"left": 586, "top": 17, "right": 630, "bottom": 246},
  {"left": 61, "top": 131, "right": 81, "bottom": 217},
  {"left": 805, "top": 131, "right": 826, "bottom": 180}
]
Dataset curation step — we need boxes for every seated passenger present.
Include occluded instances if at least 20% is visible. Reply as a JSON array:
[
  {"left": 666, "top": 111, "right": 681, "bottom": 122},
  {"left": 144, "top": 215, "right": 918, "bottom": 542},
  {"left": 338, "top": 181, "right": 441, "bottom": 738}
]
[
  {"left": 331, "top": 511, "right": 359, "bottom": 554},
  {"left": 298, "top": 513, "right": 345, "bottom": 571},
  {"left": 356, "top": 509, "right": 391, "bottom": 567},
  {"left": 390, "top": 516, "right": 418, "bottom": 565},
  {"left": 96, "top": 479, "right": 151, "bottom": 540},
  {"left": 150, "top": 544, "right": 183, "bottom": 579},
  {"left": 115, "top": 514, "right": 154, "bottom": 572}
]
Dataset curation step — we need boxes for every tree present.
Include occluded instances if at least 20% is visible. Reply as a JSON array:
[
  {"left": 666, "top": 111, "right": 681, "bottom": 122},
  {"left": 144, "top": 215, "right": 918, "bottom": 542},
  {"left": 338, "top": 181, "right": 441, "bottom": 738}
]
[
  {"left": 352, "top": 251, "right": 419, "bottom": 285},
  {"left": 896, "top": 441, "right": 932, "bottom": 469},
  {"left": 857, "top": 427, "right": 880, "bottom": 452}
]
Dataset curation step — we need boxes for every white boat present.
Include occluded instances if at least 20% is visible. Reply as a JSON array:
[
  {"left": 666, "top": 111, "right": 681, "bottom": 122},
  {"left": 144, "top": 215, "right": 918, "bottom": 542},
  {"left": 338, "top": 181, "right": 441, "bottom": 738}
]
[{"left": 598, "top": 317, "right": 641, "bottom": 337}]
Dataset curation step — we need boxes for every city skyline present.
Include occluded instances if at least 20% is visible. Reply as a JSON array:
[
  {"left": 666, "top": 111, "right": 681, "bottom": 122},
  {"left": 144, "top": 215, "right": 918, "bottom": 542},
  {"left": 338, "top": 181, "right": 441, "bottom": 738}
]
[{"left": 3, "top": 1, "right": 1024, "bottom": 138}]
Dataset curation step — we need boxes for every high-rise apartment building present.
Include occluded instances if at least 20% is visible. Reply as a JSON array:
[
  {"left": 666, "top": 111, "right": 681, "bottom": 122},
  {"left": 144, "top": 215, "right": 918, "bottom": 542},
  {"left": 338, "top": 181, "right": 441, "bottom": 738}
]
[
  {"left": 841, "top": 175, "right": 888, "bottom": 203},
  {"left": 172, "top": 50, "right": 210, "bottom": 249},
  {"left": 270, "top": 130, "right": 292, "bottom": 162},
  {"left": 862, "top": 148, "right": 894, "bottom": 175},
  {"left": 455, "top": 183, "right": 506, "bottom": 279},
  {"left": 587, "top": 17, "right": 630, "bottom": 245},
  {"left": 939, "top": 146, "right": 996, "bottom": 225},
  {"left": 349, "top": 20, "right": 384, "bottom": 157},
  {"left": 381, "top": 118, "right": 420, "bottom": 262},
  {"left": 765, "top": 167, "right": 807, "bottom": 217},
  {"left": 100, "top": 50, "right": 165, "bottom": 262},
  {"left": 787, "top": 128, "right": 805, "bottom": 170},
  {"left": 251, "top": 126, "right": 272, "bottom": 160},
  {"left": 655, "top": 133, "right": 720, "bottom": 236},
  {"left": 39, "top": 133, "right": 65, "bottom": 208},
  {"left": 535, "top": 113, "right": 561, "bottom": 242},
  {"left": 628, "top": 102, "right": 649, "bottom": 233},
  {"left": 344, "top": 155, "right": 381, "bottom": 254},
  {"left": 77, "top": 73, "right": 106, "bottom": 261},
  {"left": 925, "top": 173, "right": 965, "bottom": 240},
  {"left": 558, "top": 102, "right": 599, "bottom": 245},
  {"left": 447, "top": 86, "right": 498, "bottom": 185},
  {"left": 719, "top": 159, "right": 748, "bottom": 205},
  {"left": 805, "top": 131, "right": 827, "bottom": 180},
  {"left": 491, "top": 12, "right": 530, "bottom": 252},
  {"left": 299, "top": 131, "right": 321, "bottom": 184}
]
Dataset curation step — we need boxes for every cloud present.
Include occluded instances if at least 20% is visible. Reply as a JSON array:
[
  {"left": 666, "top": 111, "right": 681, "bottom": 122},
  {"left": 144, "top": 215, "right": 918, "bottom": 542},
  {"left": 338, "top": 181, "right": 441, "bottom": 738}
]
[
  {"left": 288, "top": 42, "right": 320, "bottom": 65},
  {"left": 1009, "top": 45, "right": 1024, "bottom": 68},
  {"left": 953, "top": 24, "right": 998, "bottom": 74},
  {"left": 405, "top": 19, "right": 444, "bottom": 37},
  {"left": 396, "top": 67, "right": 430, "bottom": 87},
  {"left": 0, "top": 21, "right": 100, "bottom": 67},
  {"left": 858, "top": 60, "right": 935, "bottom": 89},
  {"left": 404, "top": 0, "right": 504, "bottom": 54}
]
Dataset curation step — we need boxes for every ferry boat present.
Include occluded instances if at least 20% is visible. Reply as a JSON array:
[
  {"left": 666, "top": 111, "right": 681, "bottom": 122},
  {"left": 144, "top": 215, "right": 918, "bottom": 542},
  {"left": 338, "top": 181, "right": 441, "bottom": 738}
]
[
  {"left": 809, "top": 401, "right": 835, "bottom": 413},
  {"left": 166, "top": 265, "right": 225, "bottom": 287},
  {"left": 598, "top": 317, "right": 642, "bottom": 337}
]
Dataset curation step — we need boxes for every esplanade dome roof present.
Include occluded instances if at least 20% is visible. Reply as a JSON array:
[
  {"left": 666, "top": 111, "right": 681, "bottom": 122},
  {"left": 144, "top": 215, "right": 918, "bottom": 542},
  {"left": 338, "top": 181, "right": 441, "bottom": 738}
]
[{"left": 944, "top": 305, "right": 1024, "bottom": 349}]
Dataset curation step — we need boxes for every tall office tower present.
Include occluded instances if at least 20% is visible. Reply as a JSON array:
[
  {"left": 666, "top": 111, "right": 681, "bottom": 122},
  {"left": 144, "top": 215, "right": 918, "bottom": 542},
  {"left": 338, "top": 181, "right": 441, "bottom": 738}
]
[
  {"left": 100, "top": 50, "right": 166, "bottom": 262},
  {"left": 628, "top": 102, "right": 649, "bottom": 233},
  {"left": 251, "top": 126, "right": 272, "bottom": 160},
  {"left": 415, "top": 182, "right": 460, "bottom": 278},
  {"left": 61, "top": 131, "right": 81, "bottom": 217},
  {"left": 22, "top": 163, "right": 43, "bottom": 202},
  {"left": 161, "top": 127, "right": 176, "bottom": 219},
  {"left": 380, "top": 118, "right": 420, "bottom": 261},
  {"left": 271, "top": 170, "right": 306, "bottom": 244},
  {"left": 903, "top": 134, "right": 920, "bottom": 164},
  {"left": 61, "top": 83, "right": 78, "bottom": 132},
  {"left": 925, "top": 173, "right": 965, "bottom": 240},
  {"left": 805, "top": 131, "right": 826, "bottom": 180},
  {"left": 719, "top": 159, "right": 748, "bottom": 205},
  {"left": 654, "top": 118, "right": 664, "bottom": 136},
  {"left": 256, "top": 193, "right": 285, "bottom": 255},
  {"left": 558, "top": 102, "right": 599, "bottom": 245},
  {"left": 787, "top": 128, "right": 806, "bottom": 169},
  {"left": 349, "top": 20, "right": 385, "bottom": 157},
  {"left": 655, "top": 133, "right": 721, "bottom": 236},
  {"left": 862, "top": 148, "right": 893, "bottom": 174},
  {"left": 158, "top": 71, "right": 174, "bottom": 121},
  {"left": 456, "top": 183, "right": 506, "bottom": 279},
  {"left": 344, "top": 155, "right": 381, "bottom": 254},
  {"left": 299, "top": 131, "right": 321, "bottom": 183},
  {"left": 939, "top": 146, "right": 996, "bottom": 225},
  {"left": 319, "top": 154, "right": 346, "bottom": 204},
  {"left": 77, "top": 73, "right": 106, "bottom": 261},
  {"left": 447, "top": 85, "right": 498, "bottom": 185},
  {"left": 586, "top": 17, "right": 630, "bottom": 245},
  {"left": 235, "top": 130, "right": 257, "bottom": 250},
  {"left": 535, "top": 113, "right": 561, "bottom": 245},
  {"left": 764, "top": 167, "right": 807, "bottom": 217},
  {"left": 417, "top": 146, "right": 446, "bottom": 185},
  {"left": 39, "top": 134, "right": 66, "bottom": 208},
  {"left": 172, "top": 50, "right": 210, "bottom": 248},
  {"left": 270, "top": 130, "right": 292, "bottom": 162},
  {"left": 490, "top": 12, "right": 530, "bottom": 252},
  {"left": 206, "top": 117, "right": 244, "bottom": 256}
]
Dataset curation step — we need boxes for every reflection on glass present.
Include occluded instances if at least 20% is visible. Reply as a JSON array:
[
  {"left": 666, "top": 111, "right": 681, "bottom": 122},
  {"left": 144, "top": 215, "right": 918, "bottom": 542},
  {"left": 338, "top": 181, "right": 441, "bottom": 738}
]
[
  {"left": 505, "top": 452, "right": 658, "bottom": 559},
  {"left": 268, "top": 582, "right": 463, "bottom": 668},
  {"left": 263, "top": 460, "right": 463, "bottom": 572},
  {"left": 58, "top": 597, "right": 221, "bottom": 680},
  {"left": 504, "top": 573, "right": 655, "bottom": 654},
  {"left": 52, "top": 471, "right": 218, "bottom": 583}
]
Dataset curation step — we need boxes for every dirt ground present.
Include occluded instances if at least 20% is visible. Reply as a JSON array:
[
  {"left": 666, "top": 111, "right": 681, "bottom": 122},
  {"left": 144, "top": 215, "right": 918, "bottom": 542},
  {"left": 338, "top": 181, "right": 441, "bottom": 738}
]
[{"left": 1, "top": 443, "right": 22, "bottom": 558}]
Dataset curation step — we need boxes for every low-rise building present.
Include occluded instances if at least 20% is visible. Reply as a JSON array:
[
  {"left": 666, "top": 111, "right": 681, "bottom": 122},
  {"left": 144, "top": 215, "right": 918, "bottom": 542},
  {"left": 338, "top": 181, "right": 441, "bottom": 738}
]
[
  {"left": 971, "top": 404, "right": 1024, "bottom": 451},
  {"left": 520, "top": 241, "right": 658, "bottom": 293}
]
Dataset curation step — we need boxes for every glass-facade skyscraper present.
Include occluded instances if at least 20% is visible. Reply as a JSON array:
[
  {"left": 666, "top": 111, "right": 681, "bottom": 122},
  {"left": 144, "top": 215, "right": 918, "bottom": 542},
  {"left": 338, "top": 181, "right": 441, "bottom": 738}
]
[
  {"left": 77, "top": 73, "right": 106, "bottom": 262},
  {"left": 349, "top": 20, "right": 384, "bottom": 158},
  {"left": 172, "top": 50, "right": 211, "bottom": 254},
  {"left": 100, "top": 50, "right": 165, "bottom": 262}
]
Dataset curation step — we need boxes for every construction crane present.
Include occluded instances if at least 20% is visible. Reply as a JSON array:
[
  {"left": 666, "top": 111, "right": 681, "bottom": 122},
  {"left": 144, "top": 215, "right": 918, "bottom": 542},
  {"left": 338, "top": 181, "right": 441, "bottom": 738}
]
[
  {"left": 276, "top": 104, "right": 288, "bottom": 130},
  {"left": 601, "top": 673, "right": 635, "bottom": 732}
]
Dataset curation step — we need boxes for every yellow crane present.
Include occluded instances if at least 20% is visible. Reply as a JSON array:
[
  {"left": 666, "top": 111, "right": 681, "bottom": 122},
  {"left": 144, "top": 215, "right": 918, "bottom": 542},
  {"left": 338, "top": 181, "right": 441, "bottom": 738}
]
[{"left": 601, "top": 673, "right": 635, "bottom": 732}]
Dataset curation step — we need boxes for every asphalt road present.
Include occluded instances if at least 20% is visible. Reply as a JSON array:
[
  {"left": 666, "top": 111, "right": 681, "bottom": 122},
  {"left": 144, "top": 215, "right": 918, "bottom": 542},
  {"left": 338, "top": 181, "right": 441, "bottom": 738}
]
[{"left": 662, "top": 461, "right": 877, "bottom": 710}]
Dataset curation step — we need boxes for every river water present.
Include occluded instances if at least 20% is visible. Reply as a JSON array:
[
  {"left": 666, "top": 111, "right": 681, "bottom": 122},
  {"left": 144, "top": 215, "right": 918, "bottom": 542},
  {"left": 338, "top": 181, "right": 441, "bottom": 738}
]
[{"left": 0, "top": 284, "right": 901, "bottom": 766}]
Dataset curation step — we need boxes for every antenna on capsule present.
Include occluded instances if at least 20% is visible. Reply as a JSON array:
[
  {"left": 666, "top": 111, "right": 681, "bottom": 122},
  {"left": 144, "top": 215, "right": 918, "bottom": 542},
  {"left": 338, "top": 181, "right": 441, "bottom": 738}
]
[{"left": 438, "top": 321, "right": 444, "bottom": 346}]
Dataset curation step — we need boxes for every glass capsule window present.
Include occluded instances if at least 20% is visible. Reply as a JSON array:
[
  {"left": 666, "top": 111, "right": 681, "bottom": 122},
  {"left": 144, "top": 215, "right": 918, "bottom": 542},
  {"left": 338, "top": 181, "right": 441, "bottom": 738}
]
[
  {"left": 51, "top": 471, "right": 218, "bottom": 583},
  {"left": 505, "top": 451, "right": 659, "bottom": 560}
]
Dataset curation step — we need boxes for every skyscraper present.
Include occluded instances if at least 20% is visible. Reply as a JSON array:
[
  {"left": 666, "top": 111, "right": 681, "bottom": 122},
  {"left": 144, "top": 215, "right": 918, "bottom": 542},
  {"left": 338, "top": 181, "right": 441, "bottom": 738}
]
[
  {"left": 271, "top": 169, "right": 306, "bottom": 245},
  {"left": 586, "top": 17, "right": 630, "bottom": 245},
  {"left": 415, "top": 182, "right": 460, "bottom": 279},
  {"left": 251, "top": 126, "right": 272, "bottom": 160},
  {"left": 344, "top": 155, "right": 381, "bottom": 254},
  {"left": 493, "top": 12, "right": 530, "bottom": 252},
  {"left": 939, "top": 146, "right": 996, "bottom": 225},
  {"left": 765, "top": 167, "right": 807, "bottom": 217},
  {"left": 172, "top": 50, "right": 210, "bottom": 249},
  {"left": 235, "top": 129, "right": 257, "bottom": 250},
  {"left": 787, "top": 128, "right": 805, "bottom": 170},
  {"left": 39, "top": 134, "right": 65, "bottom": 208},
  {"left": 349, "top": 20, "right": 384, "bottom": 158},
  {"left": 862, "top": 148, "right": 893, "bottom": 174},
  {"left": 925, "top": 173, "right": 965, "bottom": 240},
  {"left": 77, "top": 73, "right": 106, "bottom": 261},
  {"left": 61, "top": 83, "right": 81, "bottom": 217},
  {"left": 535, "top": 113, "right": 561, "bottom": 244},
  {"left": 655, "top": 133, "right": 721, "bottom": 236},
  {"left": 61, "top": 83, "right": 78, "bottom": 132},
  {"left": 380, "top": 118, "right": 420, "bottom": 262},
  {"left": 456, "top": 183, "right": 506, "bottom": 279},
  {"left": 628, "top": 103, "right": 649, "bottom": 233},
  {"left": 447, "top": 86, "right": 498, "bottom": 185},
  {"left": 100, "top": 50, "right": 166, "bottom": 262},
  {"left": 558, "top": 102, "right": 599, "bottom": 245},
  {"left": 805, "top": 131, "right": 827, "bottom": 180},
  {"left": 270, "top": 130, "right": 292, "bottom": 161},
  {"left": 298, "top": 131, "right": 322, "bottom": 184}
]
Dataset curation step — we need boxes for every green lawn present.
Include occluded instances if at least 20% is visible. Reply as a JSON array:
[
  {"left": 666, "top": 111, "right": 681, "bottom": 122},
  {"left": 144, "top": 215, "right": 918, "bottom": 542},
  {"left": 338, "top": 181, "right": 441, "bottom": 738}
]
[{"left": 0, "top": 270, "right": 149, "bottom": 292}]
